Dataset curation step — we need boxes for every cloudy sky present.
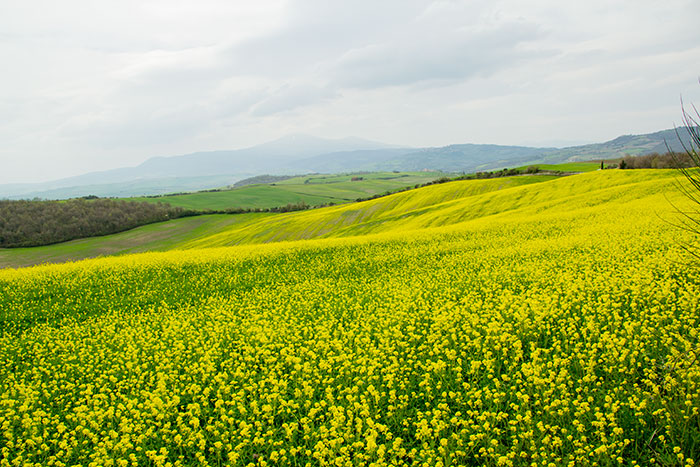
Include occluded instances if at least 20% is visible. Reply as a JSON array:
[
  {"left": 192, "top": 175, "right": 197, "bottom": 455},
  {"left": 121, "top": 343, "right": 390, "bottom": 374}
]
[{"left": 1, "top": 0, "right": 699, "bottom": 184}]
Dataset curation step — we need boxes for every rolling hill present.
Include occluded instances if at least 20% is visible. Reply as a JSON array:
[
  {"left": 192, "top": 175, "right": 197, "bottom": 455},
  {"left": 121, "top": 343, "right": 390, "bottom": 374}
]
[
  {"left": 177, "top": 170, "right": 682, "bottom": 248},
  {"left": 334, "top": 127, "right": 698, "bottom": 173},
  {"left": 0, "top": 135, "right": 404, "bottom": 200},
  {"left": 0, "top": 169, "right": 685, "bottom": 268},
  {"left": 1, "top": 167, "right": 698, "bottom": 465},
  {"left": 519, "top": 127, "right": 699, "bottom": 165},
  {"left": 2, "top": 128, "right": 695, "bottom": 200},
  {"left": 127, "top": 172, "right": 443, "bottom": 211}
]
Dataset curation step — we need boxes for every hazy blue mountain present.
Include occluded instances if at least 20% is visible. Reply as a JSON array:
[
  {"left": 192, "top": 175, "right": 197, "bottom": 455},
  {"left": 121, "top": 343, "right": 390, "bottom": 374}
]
[
  {"left": 1, "top": 128, "right": 695, "bottom": 199},
  {"left": 0, "top": 135, "right": 398, "bottom": 199},
  {"left": 370, "top": 144, "right": 559, "bottom": 172},
  {"left": 250, "top": 134, "right": 400, "bottom": 157},
  {"left": 286, "top": 128, "right": 697, "bottom": 174},
  {"left": 289, "top": 148, "right": 417, "bottom": 173},
  {"left": 524, "top": 127, "right": 697, "bottom": 164},
  {"left": 134, "top": 135, "right": 401, "bottom": 178}
]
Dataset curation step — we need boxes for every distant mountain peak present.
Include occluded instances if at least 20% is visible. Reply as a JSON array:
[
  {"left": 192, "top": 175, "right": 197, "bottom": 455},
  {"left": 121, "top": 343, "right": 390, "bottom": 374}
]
[
  {"left": 264, "top": 133, "right": 329, "bottom": 145},
  {"left": 252, "top": 134, "right": 400, "bottom": 156}
]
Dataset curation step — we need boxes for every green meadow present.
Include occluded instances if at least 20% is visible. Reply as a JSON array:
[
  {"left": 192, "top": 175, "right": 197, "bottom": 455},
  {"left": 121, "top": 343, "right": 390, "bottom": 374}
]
[{"left": 127, "top": 172, "right": 443, "bottom": 211}]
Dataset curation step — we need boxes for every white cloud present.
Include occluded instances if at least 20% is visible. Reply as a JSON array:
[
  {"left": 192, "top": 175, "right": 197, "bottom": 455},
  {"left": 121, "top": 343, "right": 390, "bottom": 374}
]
[
  {"left": 1, "top": 0, "right": 700, "bottom": 183},
  {"left": 330, "top": 20, "right": 548, "bottom": 89},
  {"left": 251, "top": 84, "right": 337, "bottom": 117}
]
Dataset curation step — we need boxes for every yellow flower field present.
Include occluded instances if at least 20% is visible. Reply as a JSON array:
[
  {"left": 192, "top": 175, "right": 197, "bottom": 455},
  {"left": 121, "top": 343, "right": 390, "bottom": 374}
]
[{"left": 1, "top": 171, "right": 699, "bottom": 466}]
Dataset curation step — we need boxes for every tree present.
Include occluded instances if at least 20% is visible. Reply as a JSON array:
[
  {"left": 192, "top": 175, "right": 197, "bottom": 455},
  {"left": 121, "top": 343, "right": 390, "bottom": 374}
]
[
  {"left": 670, "top": 96, "right": 700, "bottom": 257},
  {"left": 674, "top": 99, "right": 700, "bottom": 189}
]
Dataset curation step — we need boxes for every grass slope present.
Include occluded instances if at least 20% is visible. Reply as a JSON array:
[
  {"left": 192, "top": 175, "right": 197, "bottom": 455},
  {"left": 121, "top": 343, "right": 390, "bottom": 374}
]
[
  {"left": 0, "top": 213, "right": 268, "bottom": 269},
  {"left": 181, "top": 170, "right": 678, "bottom": 248},
  {"left": 515, "top": 162, "right": 601, "bottom": 172},
  {"left": 0, "top": 175, "right": 551, "bottom": 268},
  {"left": 128, "top": 172, "right": 442, "bottom": 210},
  {"left": 0, "top": 168, "right": 698, "bottom": 465},
  {"left": 0, "top": 171, "right": 684, "bottom": 268}
]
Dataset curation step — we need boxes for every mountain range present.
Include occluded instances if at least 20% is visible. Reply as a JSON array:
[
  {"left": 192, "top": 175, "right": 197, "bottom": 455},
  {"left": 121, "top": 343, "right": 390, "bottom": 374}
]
[{"left": 1, "top": 128, "right": 695, "bottom": 200}]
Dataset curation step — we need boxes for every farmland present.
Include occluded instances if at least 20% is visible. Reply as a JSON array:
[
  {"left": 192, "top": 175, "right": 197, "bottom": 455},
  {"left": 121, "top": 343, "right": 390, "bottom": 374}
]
[
  {"left": 0, "top": 214, "right": 268, "bottom": 269},
  {"left": 514, "top": 162, "right": 601, "bottom": 172},
  {"left": 0, "top": 174, "right": 554, "bottom": 268},
  {"left": 127, "top": 172, "right": 444, "bottom": 211},
  {"left": 0, "top": 169, "right": 699, "bottom": 465}
]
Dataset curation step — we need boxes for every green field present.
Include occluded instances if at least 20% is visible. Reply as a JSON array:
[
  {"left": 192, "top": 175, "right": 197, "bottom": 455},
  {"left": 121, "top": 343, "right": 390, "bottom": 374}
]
[
  {"left": 0, "top": 213, "right": 268, "bottom": 269},
  {"left": 127, "top": 172, "right": 443, "bottom": 211},
  {"left": 0, "top": 170, "right": 684, "bottom": 268},
  {"left": 515, "top": 162, "right": 601, "bottom": 172},
  {"left": 0, "top": 175, "right": 553, "bottom": 268},
  {"left": 1, "top": 168, "right": 699, "bottom": 465}
]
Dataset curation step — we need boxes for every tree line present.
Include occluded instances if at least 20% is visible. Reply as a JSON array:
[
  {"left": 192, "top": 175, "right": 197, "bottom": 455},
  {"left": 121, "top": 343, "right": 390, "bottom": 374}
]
[
  {"left": 0, "top": 198, "right": 184, "bottom": 248},
  {"left": 611, "top": 151, "right": 694, "bottom": 169},
  {"left": 0, "top": 198, "right": 326, "bottom": 248}
]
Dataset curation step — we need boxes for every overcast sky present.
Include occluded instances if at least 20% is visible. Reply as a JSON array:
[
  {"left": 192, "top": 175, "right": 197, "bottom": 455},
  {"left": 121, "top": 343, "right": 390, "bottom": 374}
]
[{"left": 1, "top": 0, "right": 700, "bottom": 184}]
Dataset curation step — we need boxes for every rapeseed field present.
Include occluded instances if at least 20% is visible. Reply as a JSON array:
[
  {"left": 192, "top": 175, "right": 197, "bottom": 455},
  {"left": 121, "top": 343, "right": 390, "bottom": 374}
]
[{"left": 1, "top": 170, "right": 699, "bottom": 466}]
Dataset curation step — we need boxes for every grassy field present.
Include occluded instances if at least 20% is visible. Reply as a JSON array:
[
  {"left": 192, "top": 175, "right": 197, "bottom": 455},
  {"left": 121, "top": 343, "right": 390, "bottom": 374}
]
[
  {"left": 0, "top": 171, "right": 685, "bottom": 268},
  {"left": 180, "top": 174, "right": 560, "bottom": 247},
  {"left": 0, "top": 213, "right": 269, "bottom": 269},
  {"left": 1, "top": 169, "right": 698, "bottom": 465},
  {"left": 515, "top": 162, "right": 601, "bottom": 172},
  {"left": 127, "top": 172, "right": 443, "bottom": 210},
  {"left": 176, "top": 170, "right": 678, "bottom": 248},
  {"left": 0, "top": 175, "right": 554, "bottom": 268}
]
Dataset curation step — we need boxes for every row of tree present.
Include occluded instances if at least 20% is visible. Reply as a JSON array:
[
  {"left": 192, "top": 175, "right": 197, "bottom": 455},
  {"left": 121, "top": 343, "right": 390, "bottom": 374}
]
[
  {"left": 613, "top": 151, "right": 695, "bottom": 169},
  {"left": 188, "top": 201, "right": 315, "bottom": 215},
  {"left": 0, "top": 198, "right": 184, "bottom": 248}
]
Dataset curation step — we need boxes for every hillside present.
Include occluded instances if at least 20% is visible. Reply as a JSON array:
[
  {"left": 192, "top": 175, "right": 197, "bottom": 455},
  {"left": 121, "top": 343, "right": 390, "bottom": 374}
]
[
  {"left": 526, "top": 127, "right": 698, "bottom": 165},
  {"left": 0, "top": 174, "right": 551, "bottom": 268},
  {"left": 2, "top": 128, "right": 695, "bottom": 200},
  {"left": 0, "top": 169, "right": 685, "bottom": 268},
  {"left": 127, "top": 172, "right": 443, "bottom": 211},
  {"left": 1, "top": 168, "right": 697, "bottom": 465},
  {"left": 179, "top": 170, "right": 682, "bottom": 248},
  {"left": 0, "top": 214, "right": 269, "bottom": 268},
  {"left": 366, "top": 144, "right": 559, "bottom": 172},
  {"left": 0, "top": 135, "right": 402, "bottom": 200},
  {"left": 0, "top": 198, "right": 183, "bottom": 248},
  {"left": 291, "top": 128, "right": 699, "bottom": 174}
]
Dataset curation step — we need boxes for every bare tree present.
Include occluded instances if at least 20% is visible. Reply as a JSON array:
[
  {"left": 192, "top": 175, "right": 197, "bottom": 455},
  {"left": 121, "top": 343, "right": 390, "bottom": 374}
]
[{"left": 669, "top": 96, "right": 700, "bottom": 257}]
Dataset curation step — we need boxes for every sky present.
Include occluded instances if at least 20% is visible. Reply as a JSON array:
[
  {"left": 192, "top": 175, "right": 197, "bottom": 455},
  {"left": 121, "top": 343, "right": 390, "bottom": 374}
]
[{"left": 1, "top": 0, "right": 700, "bottom": 184}]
